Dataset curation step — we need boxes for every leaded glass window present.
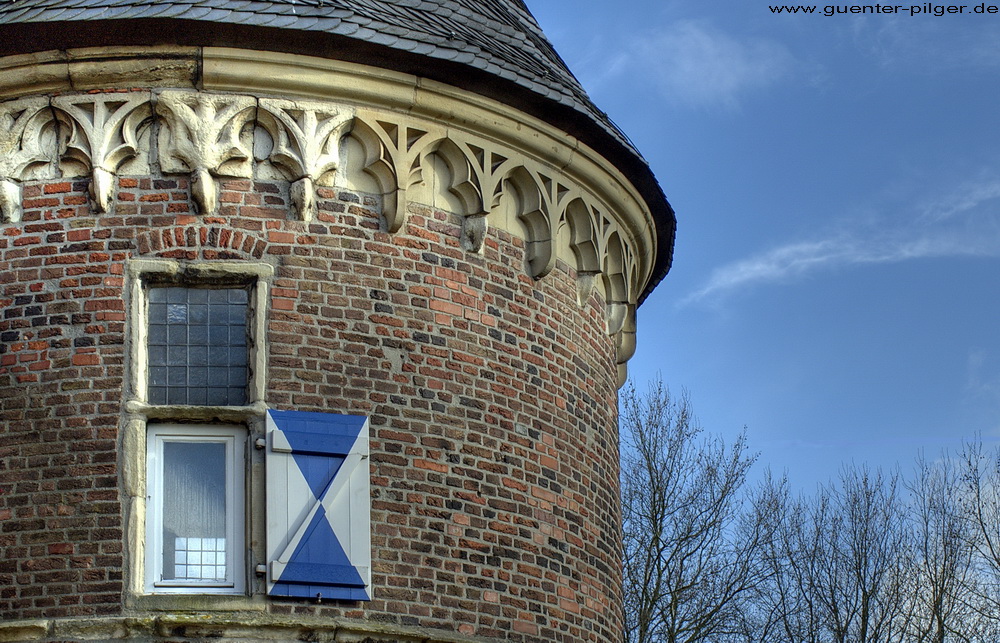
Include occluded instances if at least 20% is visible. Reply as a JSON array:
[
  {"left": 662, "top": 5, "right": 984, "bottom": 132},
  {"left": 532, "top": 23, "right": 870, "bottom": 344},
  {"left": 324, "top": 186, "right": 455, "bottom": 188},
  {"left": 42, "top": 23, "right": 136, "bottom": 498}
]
[{"left": 147, "top": 287, "right": 249, "bottom": 406}]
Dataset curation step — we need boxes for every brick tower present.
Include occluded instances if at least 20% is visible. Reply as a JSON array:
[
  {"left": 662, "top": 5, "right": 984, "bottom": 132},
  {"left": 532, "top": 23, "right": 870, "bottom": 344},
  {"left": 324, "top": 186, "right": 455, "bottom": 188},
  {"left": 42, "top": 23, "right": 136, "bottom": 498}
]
[{"left": 0, "top": 2, "right": 675, "bottom": 641}]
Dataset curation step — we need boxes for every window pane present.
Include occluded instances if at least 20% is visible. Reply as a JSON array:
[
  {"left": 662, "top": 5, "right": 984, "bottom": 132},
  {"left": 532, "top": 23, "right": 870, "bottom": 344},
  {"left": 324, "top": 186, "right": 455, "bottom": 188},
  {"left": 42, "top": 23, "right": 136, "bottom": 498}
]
[
  {"left": 189, "top": 367, "right": 208, "bottom": 387},
  {"left": 147, "top": 287, "right": 249, "bottom": 406},
  {"left": 167, "top": 303, "right": 187, "bottom": 324},
  {"left": 207, "top": 387, "right": 231, "bottom": 406},
  {"left": 148, "top": 387, "right": 167, "bottom": 405},
  {"left": 160, "top": 441, "right": 227, "bottom": 582},
  {"left": 167, "top": 346, "right": 187, "bottom": 366},
  {"left": 209, "top": 325, "right": 229, "bottom": 345},
  {"left": 148, "top": 324, "right": 168, "bottom": 345},
  {"left": 189, "top": 304, "right": 208, "bottom": 324},
  {"left": 187, "top": 387, "right": 207, "bottom": 406}
]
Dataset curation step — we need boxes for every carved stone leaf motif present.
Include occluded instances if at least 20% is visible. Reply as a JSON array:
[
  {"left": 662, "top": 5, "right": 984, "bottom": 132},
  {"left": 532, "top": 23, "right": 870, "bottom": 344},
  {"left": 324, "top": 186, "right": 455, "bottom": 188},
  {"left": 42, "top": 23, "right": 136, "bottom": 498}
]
[
  {"left": 156, "top": 91, "right": 256, "bottom": 215},
  {"left": 53, "top": 93, "right": 152, "bottom": 213},
  {"left": 353, "top": 118, "right": 444, "bottom": 233},
  {"left": 258, "top": 99, "right": 352, "bottom": 221},
  {"left": 576, "top": 271, "right": 600, "bottom": 307},
  {"left": 0, "top": 180, "right": 21, "bottom": 224},
  {"left": 0, "top": 97, "right": 56, "bottom": 223}
]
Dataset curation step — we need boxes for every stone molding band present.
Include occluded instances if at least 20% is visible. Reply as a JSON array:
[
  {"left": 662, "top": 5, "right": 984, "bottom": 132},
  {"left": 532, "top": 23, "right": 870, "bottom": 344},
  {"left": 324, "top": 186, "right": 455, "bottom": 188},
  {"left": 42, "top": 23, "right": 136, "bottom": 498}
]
[{"left": 0, "top": 614, "right": 488, "bottom": 643}]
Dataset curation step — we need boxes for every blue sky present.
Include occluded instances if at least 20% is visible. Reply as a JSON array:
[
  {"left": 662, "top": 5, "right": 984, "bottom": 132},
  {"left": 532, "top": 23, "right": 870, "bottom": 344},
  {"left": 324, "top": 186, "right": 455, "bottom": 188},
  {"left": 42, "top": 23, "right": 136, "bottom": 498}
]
[{"left": 529, "top": 0, "right": 1000, "bottom": 489}]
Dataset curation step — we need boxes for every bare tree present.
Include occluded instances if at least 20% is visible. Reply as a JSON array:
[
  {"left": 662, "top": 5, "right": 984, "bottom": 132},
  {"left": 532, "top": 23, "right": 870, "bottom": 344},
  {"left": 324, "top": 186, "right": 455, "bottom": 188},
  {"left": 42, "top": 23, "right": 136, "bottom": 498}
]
[
  {"left": 745, "top": 475, "right": 828, "bottom": 643},
  {"left": 905, "top": 453, "right": 977, "bottom": 643},
  {"left": 620, "top": 379, "right": 765, "bottom": 643},
  {"left": 747, "top": 466, "right": 912, "bottom": 643},
  {"left": 957, "top": 439, "right": 1000, "bottom": 637},
  {"left": 619, "top": 382, "right": 1000, "bottom": 643}
]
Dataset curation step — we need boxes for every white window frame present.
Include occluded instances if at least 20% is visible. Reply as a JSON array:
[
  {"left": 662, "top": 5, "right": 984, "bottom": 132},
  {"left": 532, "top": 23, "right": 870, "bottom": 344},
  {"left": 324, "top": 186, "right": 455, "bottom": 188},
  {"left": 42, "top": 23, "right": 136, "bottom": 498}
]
[{"left": 144, "top": 423, "right": 247, "bottom": 595}]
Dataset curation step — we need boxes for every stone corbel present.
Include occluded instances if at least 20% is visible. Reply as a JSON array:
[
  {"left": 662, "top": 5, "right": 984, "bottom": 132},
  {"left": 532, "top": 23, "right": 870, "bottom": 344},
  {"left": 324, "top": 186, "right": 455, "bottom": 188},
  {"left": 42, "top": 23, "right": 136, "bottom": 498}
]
[
  {"left": 576, "top": 271, "right": 600, "bottom": 306},
  {"left": 460, "top": 213, "right": 489, "bottom": 252},
  {"left": 156, "top": 91, "right": 256, "bottom": 216},
  {"left": 53, "top": 93, "right": 152, "bottom": 214},
  {"left": 615, "top": 307, "right": 638, "bottom": 388},
  {"left": 257, "top": 98, "right": 352, "bottom": 221},
  {"left": 0, "top": 97, "right": 57, "bottom": 223},
  {"left": 606, "top": 302, "right": 630, "bottom": 336}
]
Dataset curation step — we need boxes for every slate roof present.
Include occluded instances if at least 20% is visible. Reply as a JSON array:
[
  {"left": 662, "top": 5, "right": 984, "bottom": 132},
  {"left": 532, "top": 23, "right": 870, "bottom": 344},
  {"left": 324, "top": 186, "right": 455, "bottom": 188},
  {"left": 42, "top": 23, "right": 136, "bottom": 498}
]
[
  {"left": 0, "top": 0, "right": 613, "bottom": 146},
  {"left": 0, "top": 0, "right": 675, "bottom": 299}
]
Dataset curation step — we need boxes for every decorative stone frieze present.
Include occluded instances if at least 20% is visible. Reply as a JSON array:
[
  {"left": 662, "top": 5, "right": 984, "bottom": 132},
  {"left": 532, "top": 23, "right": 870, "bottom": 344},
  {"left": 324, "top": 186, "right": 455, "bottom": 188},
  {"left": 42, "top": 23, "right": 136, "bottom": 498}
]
[
  {"left": 0, "top": 96, "right": 55, "bottom": 223},
  {"left": 257, "top": 98, "right": 352, "bottom": 221},
  {"left": 0, "top": 49, "right": 656, "bottom": 382},
  {"left": 349, "top": 117, "right": 446, "bottom": 234},
  {"left": 155, "top": 90, "right": 256, "bottom": 215},
  {"left": 0, "top": 89, "right": 645, "bottom": 376},
  {"left": 53, "top": 92, "right": 152, "bottom": 213},
  {"left": 0, "top": 90, "right": 644, "bottom": 315}
]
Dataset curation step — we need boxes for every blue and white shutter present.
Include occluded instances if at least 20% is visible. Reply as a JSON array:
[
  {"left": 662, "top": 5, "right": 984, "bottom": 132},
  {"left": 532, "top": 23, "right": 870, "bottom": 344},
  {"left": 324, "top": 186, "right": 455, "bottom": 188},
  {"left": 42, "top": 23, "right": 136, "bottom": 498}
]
[{"left": 265, "top": 410, "right": 371, "bottom": 601}]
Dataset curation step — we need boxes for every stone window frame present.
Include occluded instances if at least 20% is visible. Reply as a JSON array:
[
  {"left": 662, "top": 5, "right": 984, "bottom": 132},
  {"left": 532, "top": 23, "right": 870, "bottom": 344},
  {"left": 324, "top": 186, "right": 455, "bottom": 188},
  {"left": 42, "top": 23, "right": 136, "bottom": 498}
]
[
  {"left": 123, "top": 259, "right": 272, "bottom": 608},
  {"left": 125, "top": 259, "right": 271, "bottom": 415}
]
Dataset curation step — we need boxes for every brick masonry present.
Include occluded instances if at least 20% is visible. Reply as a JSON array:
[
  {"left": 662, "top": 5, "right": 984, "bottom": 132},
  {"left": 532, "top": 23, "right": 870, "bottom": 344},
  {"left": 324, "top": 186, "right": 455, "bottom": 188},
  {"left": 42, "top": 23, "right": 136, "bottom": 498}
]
[{"left": 0, "top": 176, "right": 624, "bottom": 642}]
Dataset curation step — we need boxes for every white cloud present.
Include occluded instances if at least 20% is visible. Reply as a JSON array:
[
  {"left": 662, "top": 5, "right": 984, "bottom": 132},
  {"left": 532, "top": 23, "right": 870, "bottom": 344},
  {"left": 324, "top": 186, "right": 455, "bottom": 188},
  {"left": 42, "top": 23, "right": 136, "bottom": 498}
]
[
  {"left": 683, "top": 178, "right": 1000, "bottom": 305},
  {"left": 634, "top": 20, "right": 795, "bottom": 109},
  {"left": 920, "top": 176, "right": 1000, "bottom": 222}
]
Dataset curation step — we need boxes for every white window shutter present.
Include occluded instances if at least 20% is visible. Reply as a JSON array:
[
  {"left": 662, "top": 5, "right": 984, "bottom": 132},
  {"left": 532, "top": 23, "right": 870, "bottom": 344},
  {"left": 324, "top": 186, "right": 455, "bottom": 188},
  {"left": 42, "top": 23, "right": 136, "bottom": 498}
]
[{"left": 265, "top": 410, "right": 371, "bottom": 601}]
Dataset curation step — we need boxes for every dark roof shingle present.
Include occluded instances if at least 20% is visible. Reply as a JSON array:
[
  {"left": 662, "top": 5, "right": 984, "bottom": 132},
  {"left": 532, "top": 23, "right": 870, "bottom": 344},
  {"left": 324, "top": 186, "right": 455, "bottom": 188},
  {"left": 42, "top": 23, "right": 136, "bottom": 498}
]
[{"left": 0, "top": 0, "right": 603, "bottom": 137}]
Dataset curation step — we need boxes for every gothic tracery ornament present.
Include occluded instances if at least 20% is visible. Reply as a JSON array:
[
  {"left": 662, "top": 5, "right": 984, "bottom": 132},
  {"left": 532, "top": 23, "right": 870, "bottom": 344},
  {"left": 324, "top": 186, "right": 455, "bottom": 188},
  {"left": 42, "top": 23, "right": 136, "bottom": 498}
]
[
  {"left": 53, "top": 93, "right": 152, "bottom": 213},
  {"left": 0, "top": 97, "right": 55, "bottom": 223},
  {"left": 257, "top": 98, "right": 352, "bottom": 221},
  {"left": 351, "top": 118, "right": 444, "bottom": 233},
  {"left": 155, "top": 91, "right": 256, "bottom": 215}
]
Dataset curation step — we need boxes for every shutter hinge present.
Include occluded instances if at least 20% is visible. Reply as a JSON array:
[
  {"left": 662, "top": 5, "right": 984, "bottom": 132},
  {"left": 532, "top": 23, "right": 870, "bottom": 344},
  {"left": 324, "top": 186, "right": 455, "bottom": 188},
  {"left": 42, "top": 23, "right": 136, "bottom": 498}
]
[
  {"left": 255, "top": 564, "right": 267, "bottom": 575},
  {"left": 254, "top": 438, "right": 266, "bottom": 450}
]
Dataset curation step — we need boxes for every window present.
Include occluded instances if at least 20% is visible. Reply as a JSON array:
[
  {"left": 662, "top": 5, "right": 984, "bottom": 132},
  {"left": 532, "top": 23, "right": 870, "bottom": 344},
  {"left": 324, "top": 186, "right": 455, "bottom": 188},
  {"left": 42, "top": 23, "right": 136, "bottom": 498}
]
[
  {"left": 141, "top": 283, "right": 253, "bottom": 594},
  {"left": 144, "top": 424, "right": 246, "bottom": 594},
  {"left": 123, "top": 260, "right": 270, "bottom": 599},
  {"left": 125, "top": 259, "right": 270, "bottom": 411},
  {"left": 146, "top": 286, "right": 250, "bottom": 406},
  {"left": 124, "top": 260, "right": 372, "bottom": 603}
]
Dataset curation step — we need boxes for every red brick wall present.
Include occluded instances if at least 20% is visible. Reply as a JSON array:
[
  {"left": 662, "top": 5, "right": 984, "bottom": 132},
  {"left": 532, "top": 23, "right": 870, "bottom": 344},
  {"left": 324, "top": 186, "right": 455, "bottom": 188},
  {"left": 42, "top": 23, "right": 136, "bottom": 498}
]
[{"left": 0, "top": 177, "right": 623, "bottom": 642}]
